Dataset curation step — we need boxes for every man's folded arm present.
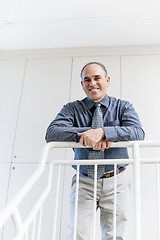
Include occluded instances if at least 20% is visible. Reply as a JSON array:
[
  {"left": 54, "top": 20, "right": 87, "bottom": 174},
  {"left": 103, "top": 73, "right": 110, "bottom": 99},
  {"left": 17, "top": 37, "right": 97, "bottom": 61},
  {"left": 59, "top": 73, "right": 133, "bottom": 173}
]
[
  {"left": 102, "top": 102, "right": 145, "bottom": 142},
  {"left": 102, "top": 125, "right": 145, "bottom": 142},
  {"left": 45, "top": 125, "right": 90, "bottom": 143}
]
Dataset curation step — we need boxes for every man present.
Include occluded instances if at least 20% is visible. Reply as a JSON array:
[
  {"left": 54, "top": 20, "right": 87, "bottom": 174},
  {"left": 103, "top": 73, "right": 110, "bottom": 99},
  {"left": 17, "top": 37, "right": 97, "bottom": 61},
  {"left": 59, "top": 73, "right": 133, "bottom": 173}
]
[{"left": 45, "top": 62, "right": 145, "bottom": 240}]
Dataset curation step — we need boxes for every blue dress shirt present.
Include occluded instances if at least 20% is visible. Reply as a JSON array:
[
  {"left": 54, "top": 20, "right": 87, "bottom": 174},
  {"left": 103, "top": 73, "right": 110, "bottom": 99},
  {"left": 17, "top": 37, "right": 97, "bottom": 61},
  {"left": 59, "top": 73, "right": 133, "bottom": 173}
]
[{"left": 45, "top": 94, "right": 145, "bottom": 173}]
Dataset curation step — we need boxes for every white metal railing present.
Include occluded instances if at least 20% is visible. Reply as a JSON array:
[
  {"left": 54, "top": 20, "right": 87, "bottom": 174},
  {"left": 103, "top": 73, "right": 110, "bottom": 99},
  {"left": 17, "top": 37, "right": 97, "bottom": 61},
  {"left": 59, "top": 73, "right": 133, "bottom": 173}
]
[{"left": 0, "top": 141, "right": 160, "bottom": 240}]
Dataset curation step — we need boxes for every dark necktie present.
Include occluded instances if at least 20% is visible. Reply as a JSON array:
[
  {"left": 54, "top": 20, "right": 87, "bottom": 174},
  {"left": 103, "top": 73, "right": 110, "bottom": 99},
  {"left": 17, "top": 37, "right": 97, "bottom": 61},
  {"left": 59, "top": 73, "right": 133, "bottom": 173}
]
[{"left": 88, "top": 103, "right": 105, "bottom": 179}]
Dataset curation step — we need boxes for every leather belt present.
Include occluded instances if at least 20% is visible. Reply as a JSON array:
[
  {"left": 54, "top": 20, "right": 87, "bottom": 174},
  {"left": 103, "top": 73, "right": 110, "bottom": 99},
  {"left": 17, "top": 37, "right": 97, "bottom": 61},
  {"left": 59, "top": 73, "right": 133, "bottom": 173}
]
[{"left": 100, "top": 167, "right": 126, "bottom": 179}]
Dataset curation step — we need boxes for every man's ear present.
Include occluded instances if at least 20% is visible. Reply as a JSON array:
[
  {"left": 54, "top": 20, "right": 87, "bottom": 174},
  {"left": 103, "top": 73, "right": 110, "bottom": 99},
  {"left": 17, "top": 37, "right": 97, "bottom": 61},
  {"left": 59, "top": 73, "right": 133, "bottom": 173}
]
[
  {"left": 106, "top": 76, "right": 110, "bottom": 87},
  {"left": 81, "top": 80, "right": 84, "bottom": 89}
]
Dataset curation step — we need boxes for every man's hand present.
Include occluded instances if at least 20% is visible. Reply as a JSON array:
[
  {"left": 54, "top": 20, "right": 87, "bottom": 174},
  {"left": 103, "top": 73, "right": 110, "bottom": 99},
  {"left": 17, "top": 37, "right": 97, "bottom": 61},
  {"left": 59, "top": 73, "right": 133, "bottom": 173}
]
[
  {"left": 77, "top": 128, "right": 104, "bottom": 147},
  {"left": 93, "top": 140, "right": 112, "bottom": 151},
  {"left": 77, "top": 128, "right": 112, "bottom": 151}
]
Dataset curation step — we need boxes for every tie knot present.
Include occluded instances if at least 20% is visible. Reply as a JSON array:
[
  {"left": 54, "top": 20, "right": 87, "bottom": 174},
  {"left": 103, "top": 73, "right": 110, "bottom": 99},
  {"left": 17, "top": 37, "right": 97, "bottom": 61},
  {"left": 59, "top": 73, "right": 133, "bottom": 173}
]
[{"left": 95, "top": 103, "right": 101, "bottom": 108}]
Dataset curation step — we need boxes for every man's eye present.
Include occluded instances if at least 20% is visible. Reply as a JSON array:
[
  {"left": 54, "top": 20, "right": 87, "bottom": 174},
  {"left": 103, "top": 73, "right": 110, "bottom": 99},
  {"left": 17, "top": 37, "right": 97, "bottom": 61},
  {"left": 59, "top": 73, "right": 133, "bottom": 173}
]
[{"left": 84, "top": 79, "right": 90, "bottom": 82}]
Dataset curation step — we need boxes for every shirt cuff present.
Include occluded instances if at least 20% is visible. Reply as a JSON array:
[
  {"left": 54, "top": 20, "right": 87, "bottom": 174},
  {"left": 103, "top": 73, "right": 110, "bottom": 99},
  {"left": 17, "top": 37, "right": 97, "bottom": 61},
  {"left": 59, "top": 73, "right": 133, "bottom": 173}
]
[{"left": 102, "top": 126, "right": 118, "bottom": 141}]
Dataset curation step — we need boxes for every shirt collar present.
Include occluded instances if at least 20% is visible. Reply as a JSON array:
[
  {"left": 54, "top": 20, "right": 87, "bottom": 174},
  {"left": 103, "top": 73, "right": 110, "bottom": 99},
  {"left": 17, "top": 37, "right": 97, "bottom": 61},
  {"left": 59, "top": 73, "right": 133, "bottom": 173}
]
[{"left": 85, "top": 94, "right": 110, "bottom": 110}]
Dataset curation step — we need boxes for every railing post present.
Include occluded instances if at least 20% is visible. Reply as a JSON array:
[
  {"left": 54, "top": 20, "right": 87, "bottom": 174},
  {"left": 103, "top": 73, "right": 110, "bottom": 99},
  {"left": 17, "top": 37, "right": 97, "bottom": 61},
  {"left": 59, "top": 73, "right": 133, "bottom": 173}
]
[
  {"left": 133, "top": 142, "right": 141, "bottom": 240},
  {"left": 93, "top": 164, "right": 98, "bottom": 240},
  {"left": 12, "top": 207, "right": 24, "bottom": 240},
  {"left": 73, "top": 165, "right": 80, "bottom": 240},
  {"left": 52, "top": 165, "right": 61, "bottom": 240},
  {"left": 113, "top": 163, "right": 117, "bottom": 240},
  {"left": 156, "top": 163, "right": 160, "bottom": 240}
]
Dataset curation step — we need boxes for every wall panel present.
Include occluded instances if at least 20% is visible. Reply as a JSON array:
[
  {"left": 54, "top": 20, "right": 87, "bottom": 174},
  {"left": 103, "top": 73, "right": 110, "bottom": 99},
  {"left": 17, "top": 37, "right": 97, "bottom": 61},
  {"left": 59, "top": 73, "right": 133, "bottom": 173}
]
[
  {"left": 12, "top": 57, "right": 72, "bottom": 163},
  {"left": 121, "top": 55, "right": 160, "bottom": 141},
  {"left": 0, "top": 60, "right": 26, "bottom": 163}
]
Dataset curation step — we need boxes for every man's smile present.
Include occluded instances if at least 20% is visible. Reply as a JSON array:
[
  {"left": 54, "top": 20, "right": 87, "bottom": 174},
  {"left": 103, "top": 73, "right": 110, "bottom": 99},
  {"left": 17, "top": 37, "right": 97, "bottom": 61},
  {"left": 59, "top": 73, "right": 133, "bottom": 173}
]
[{"left": 89, "top": 87, "right": 100, "bottom": 93}]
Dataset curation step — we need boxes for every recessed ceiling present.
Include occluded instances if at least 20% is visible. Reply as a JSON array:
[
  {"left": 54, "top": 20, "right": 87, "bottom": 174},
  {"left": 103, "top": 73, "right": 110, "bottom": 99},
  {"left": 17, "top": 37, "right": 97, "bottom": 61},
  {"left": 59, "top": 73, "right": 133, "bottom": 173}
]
[{"left": 0, "top": 0, "right": 160, "bottom": 50}]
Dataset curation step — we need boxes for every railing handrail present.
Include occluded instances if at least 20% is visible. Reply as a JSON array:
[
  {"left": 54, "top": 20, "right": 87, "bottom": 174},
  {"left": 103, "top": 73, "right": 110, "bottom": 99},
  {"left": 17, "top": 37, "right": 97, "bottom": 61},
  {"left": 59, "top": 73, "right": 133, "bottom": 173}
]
[
  {"left": 46, "top": 140, "right": 160, "bottom": 149},
  {"left": 0, "top": 140, "right": 160, "bottom": 238}
]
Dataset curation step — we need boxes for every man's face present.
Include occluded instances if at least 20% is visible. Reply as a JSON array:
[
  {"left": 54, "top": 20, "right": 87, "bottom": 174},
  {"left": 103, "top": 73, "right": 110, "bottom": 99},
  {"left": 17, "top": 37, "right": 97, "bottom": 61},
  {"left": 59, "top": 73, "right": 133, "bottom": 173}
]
[{"left": 81, "top": 64, "right": 110, "bottom": 102}]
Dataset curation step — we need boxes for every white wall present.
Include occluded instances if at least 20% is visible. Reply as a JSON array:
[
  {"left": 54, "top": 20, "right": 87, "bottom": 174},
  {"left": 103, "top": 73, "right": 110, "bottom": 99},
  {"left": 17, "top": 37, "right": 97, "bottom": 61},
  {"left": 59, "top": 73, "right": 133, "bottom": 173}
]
[{"left": 0, "top": 46, "right": 160, "bottom": 240}]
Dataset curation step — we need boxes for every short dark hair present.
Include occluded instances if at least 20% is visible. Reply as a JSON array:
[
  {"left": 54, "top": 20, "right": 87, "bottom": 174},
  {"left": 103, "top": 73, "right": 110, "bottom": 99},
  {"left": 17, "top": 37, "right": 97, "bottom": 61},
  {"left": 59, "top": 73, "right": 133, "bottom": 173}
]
[{"left": 80, "top": 62, "right": 108, "bottom": 79}]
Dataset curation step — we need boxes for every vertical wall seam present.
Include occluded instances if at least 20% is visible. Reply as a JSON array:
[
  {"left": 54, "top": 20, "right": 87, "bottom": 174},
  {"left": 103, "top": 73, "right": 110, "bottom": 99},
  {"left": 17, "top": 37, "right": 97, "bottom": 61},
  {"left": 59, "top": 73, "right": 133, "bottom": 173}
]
[
  {"left": 11, "top": 58, "right": 28, "bottom": 164},
  {"left": 68, "top": 57, "right": 74, "bottom": 101},
  {"left": 120, "top": 56, "right": 122, "bottom": 99}
]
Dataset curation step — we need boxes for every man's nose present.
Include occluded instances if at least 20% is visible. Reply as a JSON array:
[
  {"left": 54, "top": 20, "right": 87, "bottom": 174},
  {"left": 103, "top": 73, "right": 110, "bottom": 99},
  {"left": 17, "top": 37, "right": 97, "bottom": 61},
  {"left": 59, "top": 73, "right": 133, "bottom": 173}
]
[{"left": 89, "top": 79, "right": 96, "bottom": 86}]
